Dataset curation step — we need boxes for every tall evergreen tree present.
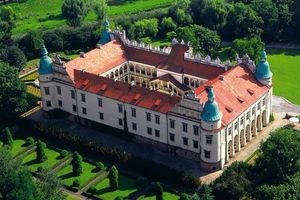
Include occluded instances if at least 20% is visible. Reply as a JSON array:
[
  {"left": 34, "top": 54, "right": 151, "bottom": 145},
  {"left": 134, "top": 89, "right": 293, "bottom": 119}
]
[
  {"left": 109, "top": 165, "right": 119, "bottom": 190},
  {"left": 36, "top": 140, "right": 47, "bottom": 163},
  {"left": 2, "top": 127, "right": 13, "bottom": 147},
  {"left": 62, "top": 0, "right": 87, "bottom": 27},
  {"left": 71, "top": 151, "right": 83, "bottom": 176}
]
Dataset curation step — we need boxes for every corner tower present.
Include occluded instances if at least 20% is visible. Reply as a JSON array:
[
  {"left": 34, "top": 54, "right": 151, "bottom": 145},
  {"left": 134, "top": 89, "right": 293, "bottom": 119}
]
[
  {"left": 254, "top": 51, "right": 273, "bottom": 86},
  {"left": 200, "top": 86, "right": 223, "bottom": 172}
]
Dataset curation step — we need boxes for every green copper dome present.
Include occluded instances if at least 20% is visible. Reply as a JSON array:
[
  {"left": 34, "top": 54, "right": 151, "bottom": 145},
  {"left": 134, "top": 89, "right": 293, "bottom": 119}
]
[
  {"left": 254, "top": 51, "right": 273, "bottom": 80},
  {"left": 201, "top": 87, "right": 221, "bottom": 122},
  {"left": 99, "top": 20, "right": 111, "bottom": 45},
  {"left": 38, "top": 45, "right": 53, "bottom": 75}
]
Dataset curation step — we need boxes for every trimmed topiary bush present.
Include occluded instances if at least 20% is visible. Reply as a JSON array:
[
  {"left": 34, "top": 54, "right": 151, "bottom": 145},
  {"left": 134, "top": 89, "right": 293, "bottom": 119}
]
[
  {"left": 36, "top": 140, "right": 47, "bottom": 162},
  {"left": 87, "top": 186, "right": 97, "bottom": 194},
  {"left": 73, "top": 179, "right": 80, "bottom": 187},
  {"left": 59, "top": 150, "right": 68, "bottom": 159},
  {"left": 71, "top": 151, "right": 83, "bottom": 176},
  {"left": 25, "top": 137, "right": 34, "bottom": 146},
  {"left": 154, "top": 182, "right": 164, "bottom": 200},
  {"left": 95, "top": 161, "right": 105, "bottom": 172},
  {"left": 37, "top": 166, "right": 44, "bottom": 172},
  {"left": 2, "top": 127, "right": 13, "bottom": 147},
  {"left": 109, "top": 165, "right": 119, "bottom": 190}
]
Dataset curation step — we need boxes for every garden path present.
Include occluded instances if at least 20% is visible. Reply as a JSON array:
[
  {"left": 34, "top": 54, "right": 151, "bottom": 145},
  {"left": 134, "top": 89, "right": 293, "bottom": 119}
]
[
  {"left": 77, "top": 170, "right": 109, "bottom": 194},
  {"left": 273, "top": 95, "right": 300, "bottom": 113}
]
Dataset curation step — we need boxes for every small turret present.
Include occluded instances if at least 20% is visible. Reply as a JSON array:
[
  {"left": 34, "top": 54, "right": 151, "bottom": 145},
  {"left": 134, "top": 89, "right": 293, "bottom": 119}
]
[
  {"left": 99, "top": 20, "right": 111, "bottom": 45},
  {"left": 254, "top": 51, "right": 273, "bottom": 85},
  {"left": 38, "top": 45, "right": 53, "bottom": 75}
]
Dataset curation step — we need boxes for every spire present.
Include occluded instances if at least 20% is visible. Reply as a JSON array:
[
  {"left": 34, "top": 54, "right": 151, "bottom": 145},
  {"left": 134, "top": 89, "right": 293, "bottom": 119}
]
[
  {"left": 99, "top": 19, "right": 111, "bottom": 45},
  {"left": 201, "top": 86, "right": 221, "bottom": 122},
  {"left": 38, "top": 44, "right": 53, "bottom": 75},
  {"left": 254, "top": 50, "right": 273, "bottom": 81},
  {"left": 41, "top": 44, "right": 48, "bottom": 56}
]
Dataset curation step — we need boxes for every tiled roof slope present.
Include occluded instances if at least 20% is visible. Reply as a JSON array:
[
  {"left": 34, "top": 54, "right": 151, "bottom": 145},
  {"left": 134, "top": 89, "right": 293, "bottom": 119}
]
[
  {"left": 151, "top": 74, "right": 190, "bottom": 91},
  {"left": 65, "top": 40, "right": 127, "bottom": 81},
  {"left": 195, "top": 65, "right": 270, "bottom": 125},
  {"left": 73, "top": 70, "right": 181, "bottom": 113}
]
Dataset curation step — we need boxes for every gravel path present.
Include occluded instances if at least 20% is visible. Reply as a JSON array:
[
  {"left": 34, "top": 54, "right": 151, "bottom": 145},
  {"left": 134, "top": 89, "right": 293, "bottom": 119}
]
[{"left": 272, "top": 95, "right": 300, "bottom": 113}]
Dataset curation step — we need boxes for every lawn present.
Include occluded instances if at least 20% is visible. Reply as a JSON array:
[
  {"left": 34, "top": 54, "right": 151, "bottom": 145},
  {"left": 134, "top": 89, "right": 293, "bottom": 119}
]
[
  {"left": 57, "top": 160, "right": 98, "bottom": 187},
  {"left": 66, "top": 193, "right": 82, "bottom": 200},
  {"left": 26, "top": 85, "right": 41, "bottom": 98},
  {"left": 94, "top": 174, "right": 137, "bottom": 200},
  {"left": 266, "top": 48, "right": 300, "bottom": 105},
  {"left": 21, "top": 71, "right": 39, "bottom": 81},
  {"left": 4, "top": 0, "right": 173, "bottom": 35},
  {"left": 0, "top": 139, "right": 27, "bottom": 156},
  {"left": 22, "top": 147, "right": 61, "bottom": 172},
  {"left": 138, "top": 192, "right": 179, "bottom": 200}
]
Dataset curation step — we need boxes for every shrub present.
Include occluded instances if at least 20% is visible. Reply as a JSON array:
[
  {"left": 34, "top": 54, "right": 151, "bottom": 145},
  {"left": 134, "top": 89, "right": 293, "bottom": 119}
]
[
  {"left": 59, "top": 150, "right": 68, "bottom": 159},
  {"left": 72, "top": 179, "right": 80, "bottom": 187},
  {"left": 25, "top": 137, "right": 35, "bottom": 146},
  {"left": 71, "top": 151, "right": 83, "bottom": 176},
  {"left": 37, "top": 166, "right": 43, "bottom": 172},
  {"left": 36, "top": 140, "right": 47, "bottom": 162},
  {"left": 2, "top": 127, "right": 13, "bottom": 147},
  {"left": 109, "top": 165, "right": 119, "bottom": 190},
  {"left": 87, "top": 186, "right": 97, "bottom": 194},
  {"left": 179, "top": 193, "right": 190, "bottom": 200},
  {"left": 95, "top": 162, "right": 105, "bottom": 171},
  {"left": 115, "top": 196, "right": 123, "bottom": 200},
  {"left": 136, "top": 176, "right": 149, "bottom": 188},
  {"left": 154, "top": 182, "right": 164, "bottom": 200}
]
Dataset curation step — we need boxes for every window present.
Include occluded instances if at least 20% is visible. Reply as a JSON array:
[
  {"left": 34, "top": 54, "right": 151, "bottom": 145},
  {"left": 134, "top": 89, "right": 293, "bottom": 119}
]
[
  {"left": 99, "top": 112, "right": 104, "bottom": 120},
  {"left": 240, "top": 117, "right": 244, "bottom": 125},
  {"left": 234, "top": 122, "right": 238, "bottom": 130},
  {"left": 257, "top": 103, "right": 261, "bottom": 110},
  {"left": 147, "top": 127, "right": 152, "bottom": 135},
  {"left": 132, "top": 123, "right": 137, "bottom": 130},
  {"left": 82, "top": 107, "right": 87, "bottom": 115},
  {"left": 206, "top": 135, "right": 213, "bottom": 144},
  {"left": 56, "top": 86, "right": 61, "bottom": 95},
  {"left": 46, "top": 101, "right": 51, "bottom": 107},
  {"left": 155, "top": 130, "right": 160, "bottom": 137},
  {"left": 118, "top": 104, "right": 123, "bottom": 113},
  {"left": 263, "top": 98, "right": 266, "bottom": 106},
  {"left": 155, "top": 115, "right": 160, "bottom": 124},
  {"left": 183, "top": 137, "right": 188, "bottom": 146},
  {"left": 193, "top": 140, "right": 198, "bottom": 148},
  {"left": 252, "top": 107, "right": 255, "bottom": 115},
  {"left": 58, "top": 100, "right": 62, "bottom": 107},
  {"left": 44, "top": 87, "right": 50, "bottom": 95},
  {"left": 81, "top": 93, "right": 86, "bottom": 102},
  {"left": 246, "top": 111, "right": 250, "bottom": 120},
  {"left": 98, "top": 98, "right": 102, "bottom": 107},
  {"left": 72, "top": 105, "right": 76, "bottom": 112},
  {"left": 71, "top": 90, "right": 75, "bottom": 99},
  {"left": 118, "top": 118, "right": 123, "bottom": 126},
  {"left": 170, "top": 133, "right": 175, "bottom": 142},
  {"left": 182, "top": 122, "right": 188, "bottom": 133},
  {"left": 170, "top": 119, "right": 175, "bottom": 129},
  {"left": 146, "top": 112, "right": 151, "bottom": 122},
  {"left": 131, "top": 108, "right": 136, "bottom": 117},
  {"left": 228, "top": 127, "right": 232, "bottom": 135},
  {"left": 204, "top": 150, "right": 211, "bottom": 159},
  {"left": 193, "top": 125, "right": 199, "bottom": 136}
]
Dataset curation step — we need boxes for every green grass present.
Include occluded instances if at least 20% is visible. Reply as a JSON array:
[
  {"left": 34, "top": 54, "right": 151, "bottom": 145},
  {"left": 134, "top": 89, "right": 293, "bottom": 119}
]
[
  {"left": 21, "top": 71, "right": 39, "bottom": 81},
  {"left": 267, "top": 48, "right": 300, "bottom": 105},
  {"left": 93, "top": 175, "right": 137, "bottom": 200},
  {"left": 22, "top": 147, "right": 61, "bottom": 172},
  {"left": 25, "top": 58, "right": 40, "bottom": 69},
  {"left": 0, "top": 139, "right": 27, "bottom": 156},
  {"left": 4, "top": 0, "right": 173, "bottom": 35},
  {"left": 139, "top": 192, "right": 179, "bottom": 200},
  {"left": 66, "top": 193, "right": 82, "bottom": 200},
  {"left": 57, "top": 161, "right": 97, "bottom": 188}
]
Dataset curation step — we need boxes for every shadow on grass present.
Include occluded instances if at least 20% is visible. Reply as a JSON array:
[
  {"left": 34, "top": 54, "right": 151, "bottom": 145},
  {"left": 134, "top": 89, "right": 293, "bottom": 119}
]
[
  {"left": 266, "top": 48, "right": 300, "bottom": 56},
  {"left": 60, "top": 172, "right": 76, "bottom": 180},
  {"left": 91, "top": 167, "right": 100, "bottom": 173},
  {"left": 23, "top": 159, "right": 40, "bottom": 166},
  {"left": 95, "top": 187, "right": 112, "bottom": 196}
]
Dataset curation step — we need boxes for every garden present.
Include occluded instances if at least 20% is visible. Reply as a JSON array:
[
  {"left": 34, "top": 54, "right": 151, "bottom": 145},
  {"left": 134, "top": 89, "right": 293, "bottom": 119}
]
[{"left": 0, "top": 126, "right": 181, "bottom": 200}]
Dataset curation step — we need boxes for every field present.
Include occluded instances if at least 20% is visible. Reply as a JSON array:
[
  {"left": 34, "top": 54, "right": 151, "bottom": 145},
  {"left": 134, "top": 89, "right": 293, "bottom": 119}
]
[
  {"left": 267, "top": 48, "right": 300, "bottom": 105},
  {"left": 3, "top": 0, "right": 174, "bottom": 35}
]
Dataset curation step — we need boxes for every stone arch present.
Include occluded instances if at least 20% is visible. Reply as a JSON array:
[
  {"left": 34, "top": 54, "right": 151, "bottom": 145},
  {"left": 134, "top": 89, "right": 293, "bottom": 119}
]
[
  {"left": 257, "top": 114, "right": 262, "bottom": 131},
  {"left": 141, "top": 68, "right": 146, "bottom": 75},
  {"left": 251, "top": 120, "right": 257, "bottom": 136},
  {"left": 124, "top": 65, "right": 128, "bottom": 73},
  {"left": 195, "top": 80, "right": 200, "bottom": 88},
  {"left": 234, "top": 135, "right": 239, "bottom": 153},
  {"left": 115, "top": 69, "right": 119, "bottom": 77},
  {"left": 152, "top": 70, "right": 157, "bottom": 77},
  {"left": 130, "top": 64, "right": 134, "bottom": 72},
  {"left": 110, "top": 72, "right": 114, "bottom": 79},
  {"left": 142, "top": 80, "right": 146, "bottom": 88},
  {"left": 119, "top": 66, "right": 123, "bottom": 75},
  {"left": 228, "top": 140, "right": 234, "bottom": 158},
  {"left": 135, "top": 66, "right": 140, "bottom": 73},
  {"left": 246, "top": 124, "right": 251, "bottom": 142},
  {"left": 191, "top": 79, "right": 195, "bottom": 87},
  {"left": 125, "top": 76, "right": 128, "bottom": 83},
  {"left": 184, "top": 77, "right": 189, "bottom": 85},
  {"left": 262, "top": 110, "right": 267, "bottom": 127},
  {"left": 146, "top": 68, "right": 151, "bottom": 76},
  {"left": 240, "top": 129, "right": 245, "bottom": 147}
]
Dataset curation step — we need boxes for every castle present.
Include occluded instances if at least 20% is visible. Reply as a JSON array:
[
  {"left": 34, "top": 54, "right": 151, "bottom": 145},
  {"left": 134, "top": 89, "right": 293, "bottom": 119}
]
[{"left": 38, "top": 21, "right": 273, "bottom": 172}]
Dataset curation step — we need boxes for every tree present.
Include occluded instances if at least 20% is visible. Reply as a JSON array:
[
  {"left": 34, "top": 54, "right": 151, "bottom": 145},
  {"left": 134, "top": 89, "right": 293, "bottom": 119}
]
[
  {"left": 212, "top": 162, "right": 252, "bottom": 200},
  {"left": 224, "top": 3, "right": 263, "bottom": 39},
  {"left": 254, "top": 128, "right": 300, "bottom": 185},
  {"left": 89, "top": 0, "right": 107, "bottom": 22},
  {"left": 36, "top": 140, "right": 47, "bottom": 163},
  {"left": 168, "top": 0, "right": 193, "bottom": 26},
  {"left": 159, "top": 17, "right": 177, "bottom": 36},
  {"left": 0, "top": 61, "right": 27, "bottom": 124},
  {"left": 232, "top": 37, "right": 264, "bottom": 63},
  {"left": 0, "top": 6, "right": 16, "bottom": 43},
  {"left": 133, "top": 18, "right": 158, "bottom": 38},
  {"left": 0, "top": 46, "right": 27, "bottom": 71},
  {"left": 71, "top": 151, "right": 83, "bottom": 176},
  {"left": 179, "top": 193, "right": 190, "bottom": 200},
  {"left": 36, "top": 169, "right": 66, "bottom": 200},
  {"left": 2, "top": 127, "right": 13, "bottom": 147},
  {"left": 109, "top": 165, "right": 119, "bottom": 190},
  {"left": 62, "top": 0, "right": 87, "bottom": 27},
  {"left": 195, "top": 184, "right": 214, "bottom": 200},
  {"left": 154, "top": 182, "right": 164, "bottom": 200},
  {"left": 191, "top": 0, "right": 227, "bottom": 30},
  {"left": 18, "top": 30, "right": 43, "bottom": 59}
]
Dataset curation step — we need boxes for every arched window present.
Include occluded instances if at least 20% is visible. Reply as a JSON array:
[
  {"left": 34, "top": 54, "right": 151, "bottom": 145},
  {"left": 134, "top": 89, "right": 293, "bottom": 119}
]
[
  {"left": 119, "top": 67, "right": 123, "bottom": 75},
  {"left": 124, "top": 65, "right": 128, "bottom": 73},
  {"left": 195, "top": 80, "right": 200, "bottom": 88},
  {"left": 110, "top": 72, "right": 114, "bottom": 79},
  {"left": 130, "top": 64, "right": 134, "bottom": 72},
  {"left": 115, "top": 69, "right": 119, "bottom": 77},
  {"left": 184, "top": 77, "right": 189, "bottom": 85}
]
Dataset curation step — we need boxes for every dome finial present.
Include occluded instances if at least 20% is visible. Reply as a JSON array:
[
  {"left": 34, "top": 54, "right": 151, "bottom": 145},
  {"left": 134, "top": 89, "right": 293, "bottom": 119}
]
[
  {"left": 200, "top": 86, "right": 221, "bottom": 122},
  {"left": 41, "top": 43, "right": 48, "bottom": 57},
  {"left": 254, "top": 50, "right": 272, "bottom": 82},
  {"left": 38, "top": 44, "right": 53, "bottom": 75},
  {"left": 261, "top": 50, "right": 267, "bottom": 61}
]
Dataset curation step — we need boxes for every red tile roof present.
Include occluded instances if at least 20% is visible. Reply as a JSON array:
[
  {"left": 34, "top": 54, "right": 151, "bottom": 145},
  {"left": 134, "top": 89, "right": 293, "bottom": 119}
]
[
  {"left": 151, "top": 73, "right": 190, "bottom": 91},
  {"left": 73, "top": 70, "right": 181, "bottom": 113},
  {"left": 65, "top": 40, "right": 127, "bottom": 81},
  {"left": 195, "top": 65, "right": 270, "bottom": 125}
]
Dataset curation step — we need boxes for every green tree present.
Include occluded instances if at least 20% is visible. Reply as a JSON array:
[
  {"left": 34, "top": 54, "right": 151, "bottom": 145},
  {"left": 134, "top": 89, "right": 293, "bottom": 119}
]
[
  {"left": 191, "top": 0, "right": 227, "bottom": 30},
  {"left": 168, "top": 0, "right": 193, "bottom": 26},
  {"left": 195, "top": 184, "right": 214, "bottom": 200},
  {"left": 160, "top": 17, "right": 177, "bottom": 36},
  {"left": 212, "top": 162, "right": 252, "bottom": 200},
  {"left": 2, "top": 127, "right": 13, "bottom": 147},
  {"left": 133, "top": 18, "right": 158, "bottom": 38},
  {"left": 154, "top": 182, "right": 164, "bottom": 200},
  {"left": 0, "top": 6, "right": 16, "bottom": 43},
  {"left": 179, "top": 193, "right": 190, "bottom": 200},
  {"left": 225, "top": 3, "right": 263, "bottom": 39},
  {"left": 18, "top": 30, "right": 43, "bottom": 59},
  {"left": 62, "top": 0, "right": 87, "bottom": 27},
  {"left": 71, "top": 151, "right": 83, "bottom": 176},
  {"left": 109, "top": 165, "right": 119, "bottom": 190},
  {"left": 36, "top": 168, "right": 66, "bottom": 200},
  {"left": 232, "top": 37, "right": 264, "bottom": 63},
  {"left": 36, "top": 140, "right": 47, "bottom": 163},
  {"left": 0, "top": 46, "right": 27, "bottom": 71},
  {"left": 89, "top": 0, "right": 107, "bottom": 22},
  {"left": 0, "top": 62, "right": 27, "bottom": 124},
  {"left": 254, "top": 128, "right": 300, "bottom": 185}
]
